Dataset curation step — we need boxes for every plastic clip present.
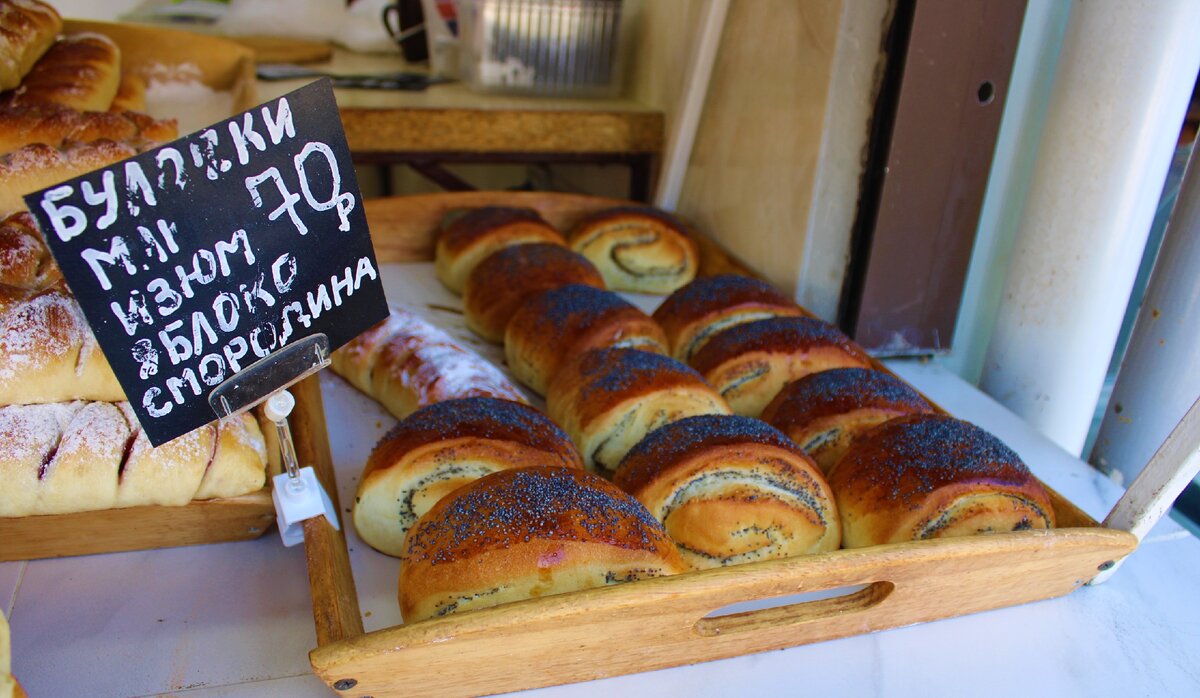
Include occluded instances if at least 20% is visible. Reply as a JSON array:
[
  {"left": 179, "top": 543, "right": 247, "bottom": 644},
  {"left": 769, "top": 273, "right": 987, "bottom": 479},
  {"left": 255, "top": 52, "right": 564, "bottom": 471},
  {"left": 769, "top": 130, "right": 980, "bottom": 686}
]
[{"left": 264, "top": 389, "right": 340, "bottom": 547}]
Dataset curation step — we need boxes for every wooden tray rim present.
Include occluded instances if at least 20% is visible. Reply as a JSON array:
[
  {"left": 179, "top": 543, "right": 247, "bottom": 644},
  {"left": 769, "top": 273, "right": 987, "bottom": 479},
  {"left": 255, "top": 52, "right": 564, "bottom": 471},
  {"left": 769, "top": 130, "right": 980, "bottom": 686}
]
[{"left": 0, "top": 487, "right": 274, "bottom": 562}]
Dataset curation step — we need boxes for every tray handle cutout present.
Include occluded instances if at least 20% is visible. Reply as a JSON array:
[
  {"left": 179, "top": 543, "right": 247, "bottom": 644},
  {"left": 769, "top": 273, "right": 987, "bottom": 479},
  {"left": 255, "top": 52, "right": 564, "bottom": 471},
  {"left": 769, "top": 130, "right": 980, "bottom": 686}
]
[{"left": 694, "top": 581, "right": 894, "bottom": 637}]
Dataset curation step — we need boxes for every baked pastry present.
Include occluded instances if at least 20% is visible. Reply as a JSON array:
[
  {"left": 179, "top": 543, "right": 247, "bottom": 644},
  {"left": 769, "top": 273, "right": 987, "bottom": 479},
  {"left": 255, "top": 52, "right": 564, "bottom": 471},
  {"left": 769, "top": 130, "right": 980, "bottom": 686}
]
[
  {"left": 614, "top": 415, "right": 840, "bottom": 570},
  {"left": 329, "top": 307, "right": 527, "bottom": 420},
  {"left": 0, "top": 0, "right": 61, "bottom": 91},
  {"left": 0, "top": 211, "right": 60, "bottom": 290},
  {"left": 546, "top": 347, "right": 731, "bottom": 476},
  {"left": 434, "top": 207, "right": 566, "bottom": 294},
  {"left": 0, "top": 401, "right": 267, "bottom": 517},
  {"left": 0, "top": 105, "right": 177, "bottom": 157},
  {"left": 3, "top": 33, "right": 121, "bottom": 112},
  {"left": 652, "top": 274, "right": 806, "bottom": 362},
  {"left": 567, "top": 206, "right": 699, "bottom": 294},
  {"left": 354, "top": 397, "right": 582, "bottom": 556},
  {"left": 463, "top": 242, "right": 604, "bottom": 343},
  {"left": 398, "top": 466, "right": 686, "bottom": 622},
  {"left": 0, "top": 139, "right": 138, "bottom": 213},
  {"left": 0, "top": 280, "right": 124, "bottom": 405},
  {"left": 504, "top": 284, "right": 668, "bottom": 396},
  {"left": 761, "top": 367, "right": 934, "bottom": 475},
  {"left": 109, "top": 70, "right": 146, "bottom": 113},
  {"left": 690, "top": 316, "right": 872, "bottom": 417},
  {"left": 829, "top": 414, "right": 1056, "bottom": 548},
  {"left": 1, "top": 606, "right": 17, "bottom": 698}
]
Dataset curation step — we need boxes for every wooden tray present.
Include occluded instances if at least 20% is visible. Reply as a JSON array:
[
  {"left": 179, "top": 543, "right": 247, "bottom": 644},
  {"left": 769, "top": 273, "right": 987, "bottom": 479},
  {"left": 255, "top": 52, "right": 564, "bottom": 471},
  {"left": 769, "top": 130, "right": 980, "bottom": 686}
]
[
  {"left": 0, "top": 490, "right": 275, "bottom": 562},
  {"left": 0, "top": 22, "right": 272, "bottom": 563},
  {"left": 293, "top": 192, "right": 1139, "bottom": 698},
  {"left": 63, "top": 19, "right": 258, "bottom": 115}
]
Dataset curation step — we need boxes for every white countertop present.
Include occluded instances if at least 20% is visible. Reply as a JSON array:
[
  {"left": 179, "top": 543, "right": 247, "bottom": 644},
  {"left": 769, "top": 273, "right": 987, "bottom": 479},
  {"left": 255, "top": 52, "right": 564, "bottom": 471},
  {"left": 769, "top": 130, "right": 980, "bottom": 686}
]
[{"left": 5, "top": 265, "right": 1200, "bottom": 697}]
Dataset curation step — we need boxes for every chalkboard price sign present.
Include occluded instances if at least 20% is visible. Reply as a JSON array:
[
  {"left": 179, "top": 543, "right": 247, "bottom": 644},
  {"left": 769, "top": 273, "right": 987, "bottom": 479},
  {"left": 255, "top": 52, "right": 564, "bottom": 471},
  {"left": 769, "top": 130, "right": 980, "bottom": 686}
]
[{"left": 26, "top": 80, "right": 389, "bottom": 445}]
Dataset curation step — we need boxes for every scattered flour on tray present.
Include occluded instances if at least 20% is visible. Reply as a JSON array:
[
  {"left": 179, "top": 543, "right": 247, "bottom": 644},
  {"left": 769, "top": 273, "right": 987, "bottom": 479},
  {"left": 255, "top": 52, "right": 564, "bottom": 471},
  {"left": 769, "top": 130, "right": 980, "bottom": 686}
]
[{"left": 141, "top": 62, "right": 236, "bottom": 136}]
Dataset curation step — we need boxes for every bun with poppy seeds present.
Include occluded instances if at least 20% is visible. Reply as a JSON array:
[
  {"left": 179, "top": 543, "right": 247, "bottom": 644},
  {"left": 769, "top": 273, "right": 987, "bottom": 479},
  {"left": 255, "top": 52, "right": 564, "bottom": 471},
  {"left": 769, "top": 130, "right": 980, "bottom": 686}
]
[
  {"left": 614, "top": 414, "right": 840, "bottom": 570},
  {"left": 829, "top": 414, "right": 1055, "bottom": 548},
  {"left": 398, "top": 466, "right": 686, "bottom": 622}
]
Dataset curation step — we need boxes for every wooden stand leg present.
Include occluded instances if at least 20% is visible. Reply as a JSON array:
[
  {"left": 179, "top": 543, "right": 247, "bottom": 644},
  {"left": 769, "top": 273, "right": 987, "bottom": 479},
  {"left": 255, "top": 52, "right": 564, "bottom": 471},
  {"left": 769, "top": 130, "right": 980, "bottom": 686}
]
[{"left": 291, "top": 374, "right": 364, "bottom": 643}]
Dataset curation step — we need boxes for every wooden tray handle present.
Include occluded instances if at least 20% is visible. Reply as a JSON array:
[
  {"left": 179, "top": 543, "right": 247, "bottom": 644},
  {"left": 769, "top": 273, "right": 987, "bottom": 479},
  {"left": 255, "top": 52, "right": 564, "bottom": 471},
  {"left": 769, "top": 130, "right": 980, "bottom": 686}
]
[
  {"left": 694, "top": 581, "right": 894, "bottom": 637},
  {"left": 309, "top": 529, "right": 1135, "bottom": 698}
]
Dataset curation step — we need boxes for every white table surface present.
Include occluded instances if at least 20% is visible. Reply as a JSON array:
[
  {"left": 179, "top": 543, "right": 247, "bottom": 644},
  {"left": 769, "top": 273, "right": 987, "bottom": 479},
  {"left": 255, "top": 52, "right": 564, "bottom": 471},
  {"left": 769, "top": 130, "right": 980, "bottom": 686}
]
[{"left": 6, "top": 264, "right": 1200, "bottom": 697}]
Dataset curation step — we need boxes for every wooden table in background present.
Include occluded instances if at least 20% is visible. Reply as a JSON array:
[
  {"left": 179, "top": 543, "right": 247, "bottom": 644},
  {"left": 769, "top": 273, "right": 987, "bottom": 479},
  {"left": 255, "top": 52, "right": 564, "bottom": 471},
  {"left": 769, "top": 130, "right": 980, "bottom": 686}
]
[{"left": 256, "top": 50, "right": 665, "bottom": 201}]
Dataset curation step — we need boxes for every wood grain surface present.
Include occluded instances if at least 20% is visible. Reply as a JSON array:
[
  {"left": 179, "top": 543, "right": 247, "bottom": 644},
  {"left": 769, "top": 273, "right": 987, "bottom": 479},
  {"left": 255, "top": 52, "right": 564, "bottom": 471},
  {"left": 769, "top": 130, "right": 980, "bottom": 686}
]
[
  {"left": 310, "top": 528, "right": 1134, "bottom": 698},
  {"left": 0, "top": 489, "right": 274, "bottom": 562},
  {"left": 291, "top": 374, "right": 364, "bottom": 646}
]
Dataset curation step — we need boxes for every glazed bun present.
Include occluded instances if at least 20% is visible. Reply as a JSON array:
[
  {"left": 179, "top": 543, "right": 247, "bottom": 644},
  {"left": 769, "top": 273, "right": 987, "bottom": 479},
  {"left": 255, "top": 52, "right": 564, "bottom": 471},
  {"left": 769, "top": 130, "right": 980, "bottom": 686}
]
[
  {"left": 652, "top": 274, "right": 805, "bottom": 362},
  {"left": 398, "top": 466, "right": 686, "bottom": 622},
  {"left": 354, "top": 397, "right": 582, "bottom": 556},
  {"left": 0, "top": 280, "right": 123, "bottom": 405},
  {"left": 0, "top": 211, "right": 60, "bottom": 290},
  {"left": 0, "top": 402, "right": 266, "bottom": 517},
  {"left": 0, "top": 0, "right": 61, "bottom": 91},
  {"left": 504, "top": 284, "right": 668, "bottom": 396},
  {"left": 434, "top": 207, "right": 565, "bottom": 294},
  {"left": 0, "top": 105, "right": 177, "bottom": 158},
  {"left": 829, "top": 414, "right": 1056, "bottom": 548},
  {"left": 761, "top": 368, "right": 934, "bottom": 474},
  {"left": 567, "top": 207, "right": 698, "bottom": 294},
  {"left": 463, "top": 243, "right": 604, "bottom": 343},
  {"left": 546, "top": 348, "right": 731, "bottom": 476},
  {"left": 690, "top": 316, "right": 872, "bottom": 417},
  {"left": 3, "top": 33, "right": 121, "bottom": 112},
  {"left": 0, "top": 139, "right": 138, "bottom": 213},
  {"left": 614, "top": 415, "right": 840, "bottom": 570}
]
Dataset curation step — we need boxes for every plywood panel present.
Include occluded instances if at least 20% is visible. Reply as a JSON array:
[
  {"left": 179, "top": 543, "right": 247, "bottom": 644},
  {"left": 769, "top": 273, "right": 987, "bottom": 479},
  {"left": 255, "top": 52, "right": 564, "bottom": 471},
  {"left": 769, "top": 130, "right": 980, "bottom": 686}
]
[
  {"left": 626, "top": 0, "right": 707, "bottom": 119},
  {"left": 676, "top": 1, "right": 888, "bottom": 320}
]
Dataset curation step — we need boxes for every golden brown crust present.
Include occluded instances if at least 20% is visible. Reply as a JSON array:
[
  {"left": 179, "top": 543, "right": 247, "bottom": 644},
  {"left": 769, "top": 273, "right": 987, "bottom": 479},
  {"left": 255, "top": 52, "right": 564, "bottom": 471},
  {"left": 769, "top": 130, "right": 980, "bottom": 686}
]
[
  {"left": 0, "top": 280, "right": 124, "bottom": 405},
  {"left": 3, "top": 33, "right": 121, "bottom": 112},
  {"left": 505, "top": 284, "right": 668, "bottom": 396},
  {"left": 549, "top": 348, "right": 724, "bottom": 440},
  {"left": 690, "top": 316, "right": 872, "bottom": 417},
  {"left": 652, "top": 274, "right": 806, "bottom": 361},
  {"left": 567, "top": 206, "right": 699, "bottom": 295},
  {"left": 0, "top": 402, "right": 266, "bottom": 517},
  {"left": 0, "top": 0, "right": 62, "bottom": 91},
  {"left": 0, "top": 103, "right": 179, "bottom": 156},
  {"left": 613, "top": 414, "right": 839, "bottom": 569},
  {"left": 546, "top": 348, "right": 731, "bottom": 475},
  {"left": 0, "top": 211, "right": 59, "bottom": 290},
  {"left": 109, "top": 70, "right": 146, "bottom": 113},
  {"left": 355, "top": 397, "right": 583, "bottom": 556},
  {"left": 434, "top": 207, "right": 565, "bottom": 294},
  {"left": 399, "top": 467, "right": 686, "bottom": 622},
  {"left": 364, "top": 398, "right": 581, "bottom": 481},
  {"left": 463, "top": 243, "right": 604, "bottom": 343},
  {"left": 761, "top": 368, "right": 934, "bottom": 474},
  {"left": 828, "top": 414, "right": 1056, "bottom": 548},
  {"left": 0, "top": 139, "right": 138, "bottom": 214}
]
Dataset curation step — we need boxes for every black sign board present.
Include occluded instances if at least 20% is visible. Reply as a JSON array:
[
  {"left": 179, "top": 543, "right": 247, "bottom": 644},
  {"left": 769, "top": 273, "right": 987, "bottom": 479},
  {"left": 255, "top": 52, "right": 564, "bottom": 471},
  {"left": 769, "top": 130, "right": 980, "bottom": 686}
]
[{"left": 26, "top": 80, "right": 389, "bottom": 445}]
